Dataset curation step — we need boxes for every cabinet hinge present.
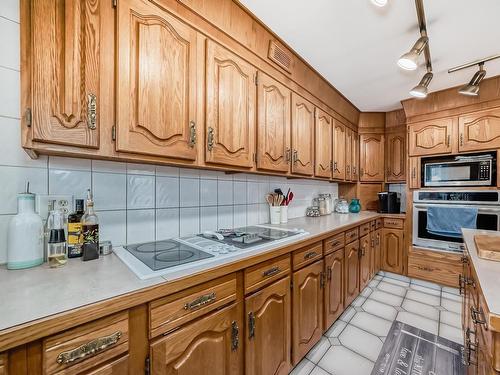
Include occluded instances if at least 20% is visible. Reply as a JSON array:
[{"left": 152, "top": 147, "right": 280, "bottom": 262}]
[
  {"left": 112, "top": 125, "right": 116, "bottom": 141},
  {"left": 290, "top": 280, "right": 293, "bottom": 290},
  {"left": 112, "top": 0, "right": 117, "bottom": 8},
  {"left": 253, "top": 153, "right": 257, "bottom": 163},
  {"left": 145, "top": 356, "right": 150, "bottom": 375},
  {"left": 25, "top": 108, "right": 32, "bottom": 127}
]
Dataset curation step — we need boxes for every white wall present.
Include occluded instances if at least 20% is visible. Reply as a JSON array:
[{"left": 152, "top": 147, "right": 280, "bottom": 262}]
[{"left": 0, "top": 1, "right": 338, "bottom": 263}]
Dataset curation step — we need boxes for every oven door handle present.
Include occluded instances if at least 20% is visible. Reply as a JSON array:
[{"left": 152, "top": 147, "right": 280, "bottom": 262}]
[{"left": 413, "top": 204, "right": 500, "bottom": 212}]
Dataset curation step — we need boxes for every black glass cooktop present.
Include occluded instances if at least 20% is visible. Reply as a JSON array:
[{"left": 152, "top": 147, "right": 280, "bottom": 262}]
[{"left": 124, "top": 240, "right": 214, "bottom": 271}]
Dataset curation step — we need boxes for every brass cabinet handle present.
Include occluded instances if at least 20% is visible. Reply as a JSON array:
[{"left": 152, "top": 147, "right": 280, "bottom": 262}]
[
  {"left": 353, "top": 166, "right": 357, "bottom": 175},
  {"left": 231, "top": 321, "right": 239, "bottom": 351},
  {"left": 293, "top": 150, "right": 298, "bottom": 164},
  {"left": 262, "top": 266, "right": 280, "bottom": 277},
  {"left": 184, "top": 292, "right": 216, "bottom": 311},
  {"left": 248, "top": 312, "right": 255, "bottom": 339},
  {"left": 285, "top": 148, "right": 291, "bottom": 163},
  {"left": 304, "top": 251, "right": 318, "bottom": 260},
  {"left": 188, "top": 121, "right": 196, "bottom": 147},
  {"left": 56, "top": 331, "right": 122, "bottom": 365},
  {"left": 330, "top": 240, "right": 340, "bottom": 248},
  {"left": 458, "top": 274, "right": 465, "bottom": 295},
  {"left": 417, "top": 265, "right": 433, "bottom": 272},
  {"left": 327, "top": 266, "right": 332, "bottom": 281},
  {"left": 412, "top": 167, "right": 416, "bottom": 179},
  {"left": 333, "top": 161, "right": 339, "bottom": 173},
  {"left": 470, "top": 306, "right": 487, "bottom": 327},
  {"left": 207, "top": 127, "right": 215, "bottom": 151},
  {"left": 347, "top": 165, "right": 350, "bottom": 174},
  {"left": 87, "top": 93, "right": 97, "bottom": 130},
  {"left": 460, "top": 133, "right": 464, "bottom": 146},
  {"left": 330, "top": 160, "right": 334, "bottom": 171}
]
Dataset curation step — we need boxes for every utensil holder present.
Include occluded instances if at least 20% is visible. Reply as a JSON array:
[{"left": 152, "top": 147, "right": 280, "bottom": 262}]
[
  {"left": 280, "top": 206, "right": 288, "bottom": 223},
  {"left": 270, "top": 206, "right": 281, "bottom": 224}
]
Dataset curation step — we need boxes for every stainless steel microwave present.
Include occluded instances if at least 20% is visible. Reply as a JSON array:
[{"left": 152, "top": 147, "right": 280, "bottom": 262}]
[{"left": 423, "top": 153, "right": 495, "bottom": 187}]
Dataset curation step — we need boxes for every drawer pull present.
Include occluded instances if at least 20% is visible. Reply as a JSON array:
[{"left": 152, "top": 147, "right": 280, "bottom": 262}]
[
  {"left": 56, "top": 331, "right": 122, "bottom": 365},
  {"left": 417, "top": 265, "right": 433, "bottom": 272},
  {"left": 327, "top": 266, "right": 332, "bottom": 281},
  {"left": 188, "top": 121, "right": 196, "bottom": 147},
  {"left": 207, "top": 127, "right": 215, "bottom": 151},
  {"left": 458, "top": 275, "right": 464, "bottom": 295},
  {"left": 231, "top": 321, "right": 239, "bottom": 351},
  {"left": 304, "top": 251, "right": 318, "bottom": 260},
  {"left": 470, "top": 307, "right": 487, "bottom": 327},
  {"left": 87, "top": 93, "right": 97, "bottom": 130},
  {"left": 330, "top": 240, "right": 340, "bottom": 247},
  {"left": 262, "top": 266, "right": 281, "bottom": 277},
  {"left": 248, "top": 312, "right": 255, "bottom": 339},
  {"left": 184, "top": 292, "right": 216, "bottom": 311}
]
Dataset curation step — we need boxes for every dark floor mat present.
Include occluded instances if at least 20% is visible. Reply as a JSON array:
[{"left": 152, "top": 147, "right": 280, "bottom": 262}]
[{"left": 372, "top": 320, "right": 465, "bottom": 375}]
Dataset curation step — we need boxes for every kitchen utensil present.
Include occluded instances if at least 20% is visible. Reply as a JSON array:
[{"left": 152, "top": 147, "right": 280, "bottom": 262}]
[
  {"left": 266, "top": 194, "right": 274, "bottom": 206},
  {"left": 287, "top": 191, "right": 294, "bottom": 204},
  {"left": 474, "top": 235, "right": 500, "bottom": 261}
]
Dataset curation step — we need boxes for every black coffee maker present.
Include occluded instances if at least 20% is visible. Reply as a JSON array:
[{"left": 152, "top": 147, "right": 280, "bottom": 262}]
[{"left": 378, "top": 192, "right": 400, "bottom": 213}]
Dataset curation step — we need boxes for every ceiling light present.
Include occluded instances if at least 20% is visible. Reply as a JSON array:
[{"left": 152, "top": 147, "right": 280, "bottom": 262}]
[
  {"left": 409, "top": 72, "right": 433, "bottom": 98},
  {"left": 458, "top": 64, "right": 486, "bottom": 96},
  {"left": 371, "top": 0, "right": 388, "bottom": 7},
  {"left": 398, "top": 36, "right": 428, "bottom": 71}
]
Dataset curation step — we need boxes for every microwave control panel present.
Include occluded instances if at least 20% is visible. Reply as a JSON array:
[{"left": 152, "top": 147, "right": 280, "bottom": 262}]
[{"left": 479, "top": 161, "right": 491, "bottom": 180}]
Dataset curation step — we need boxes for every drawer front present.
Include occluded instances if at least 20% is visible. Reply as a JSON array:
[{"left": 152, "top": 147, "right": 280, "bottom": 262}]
[
  {"left": 384, "top": 218, "right": 404, "bottom": 229},
  {"left": 244, "top": 255, "right": 291, "bottom": 294},
  {"left": 375, "top": 219, "right": 382, "bottom": 229},
  {"left": 345, "top": 228, "right": 359, "bottom": 244},
  {"left": 43, "top": 311, "right": 129, "bottom": 375},
  {"left": 324, "top": 233, "right": 345, "bottom": 255},
  {"left": 359, "top": 223, "right": 371, "bottom": 237},
  {"left": 408, "top": 249, "right": 461, "bottom": 287},
  {"left": 0, "top": 353, "right": 6, "bottom": 375},
  {"left": 292, "top": 242, "right": 323, "bottom": 270},
  {"left": 150, "top": 274, "right": 237, "bottom": 338}
]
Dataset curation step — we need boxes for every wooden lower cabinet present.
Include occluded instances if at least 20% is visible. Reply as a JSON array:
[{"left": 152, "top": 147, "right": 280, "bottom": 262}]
[
  {"left": 324, "top": 250, "right": 344, "bottom": 329},
  {"left": 344, "top": 240, "right": 360, "bottom": 307},
  {"left": 0, "top": 354, "right": 6, "bottom": 375},
  {"left": 381, "top": 228, "right": 404, "bottom": 274},
  {"left": 373, "top": 229, "right": 382, "bottom": 275},
  {"left": 245, "top": 277, "right": 291, "bottom": 375},
  {"left": 359, "top": 234, "right": 371, "bottom": 291},
  {"left": 87, "top": 356, "right": 129, "bottom": 375},
  {"left": 408, "top": 248, "right": 462, "bottom": 287},
  {"left": 150, "top": 303, "right": 243, "bottom": 375},
  {"left": 292, "top": 260, "right": 324, "bottom": 365}
]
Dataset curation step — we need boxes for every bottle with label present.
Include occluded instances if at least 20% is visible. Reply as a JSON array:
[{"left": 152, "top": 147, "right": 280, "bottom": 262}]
[
  {"left": 82, "top": 190, "right": 99, "bottom": 261},
  {"left": 46, "top": 206, "right": 67, "bottom": 267},
  {"left": 67, "top": 199, "right": 85, "bottom": 258}
]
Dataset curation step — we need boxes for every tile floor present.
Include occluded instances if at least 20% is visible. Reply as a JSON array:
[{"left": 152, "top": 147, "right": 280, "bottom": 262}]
[{"left": 290, "top": 271, "right": 463, "bottom": 375}]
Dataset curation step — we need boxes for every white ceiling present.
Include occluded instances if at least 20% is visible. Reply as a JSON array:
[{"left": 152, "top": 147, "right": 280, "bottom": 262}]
[{"left": 239, "top": 0, "right": 500, "bottom": 111}]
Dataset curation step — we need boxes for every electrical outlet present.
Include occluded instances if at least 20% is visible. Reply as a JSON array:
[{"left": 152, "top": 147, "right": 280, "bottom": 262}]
[{"left": 36, "top": 195, "right": 73, "bottom": 220}]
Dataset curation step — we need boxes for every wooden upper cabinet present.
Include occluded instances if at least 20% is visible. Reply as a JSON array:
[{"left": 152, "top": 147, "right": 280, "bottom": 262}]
[
  {"left": 381, "top": 229, "right": 404, "bottom": 274},
  {"left": 458, "top": 108, "right": 500, "bottom": 152},
  {"left": 206, "top": 40, "right": 257, "bottom": 168},
  {"left": 150, "top": 303, "right": 243, "bottom": 375},
  {"left": 333, "top": 121, "right": 346, "bottom": 180},
  {"left": 256, "top": 73, "right": 291, "bottom": 173},
  {"left": 30, "top": 0, "right": 101, "bottom": 148},
  {"left": 116, "top": 0, "right": 198, "bottom": 160},
  {"left": 351, "top": 132, "right": 359, "bottom": 181},
  {"left": 408, "top": 118, "right": 455, "bottom": 156},
  {"left": 324, "top": 250, "right": 344, "bottom": 329},
  {"left": 359, "top": 134, "right": 384, "bottom": 182},
  {"left": 344, "top": 240, "right": 359, "bottom": 307},
  {"left": 315, "top": 109, "right": 333, "bottom": 178},
  {"left": 386, "top": 131, "right": 406, "bottom": 182},
  {"left": 345, "top": 129, "right": 353, "bottom": 181},
  {"left": 291, "top": 94, "right": 315, "bottom": 176},
  {"left": 245, "top": 277, "right": 291, "bottom": 375}
]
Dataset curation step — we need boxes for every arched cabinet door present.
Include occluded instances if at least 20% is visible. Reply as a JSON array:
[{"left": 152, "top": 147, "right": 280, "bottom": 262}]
[
  {"left": 324, "top": 250, "right": 344, "bottom": 329},
  {"left": 408, "top": 118, "right": 455, "bottom": 156},
  {"left": 359, "top": 134, "right": 384, "bottom": 182},
  {"left": 459, "top": 108, "right": 500, "bottom": 152},
  {"left": 344, "top": 240, "right": 360, "bottom": 308},
  {"left": 381, "top": 229, "right": 404, "bottom": 274},
  {"left": 332, "top": 120, "right": 346, "bottom": 180},
  {"left": 315, "top": 109, "right": 333, "bottom": 178},
  {"left": 386, "top": 131, "right": 406, "bottom": 182},
  {"left": 359, "top": 234, "right": 371, "bottom": 291},
  {"left": 291, "top": 94, "right": 315, "bottom": 176}
]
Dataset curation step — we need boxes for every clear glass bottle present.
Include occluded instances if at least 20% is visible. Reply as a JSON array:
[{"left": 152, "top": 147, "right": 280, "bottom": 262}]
[
  {"left": 82, "top": 190, "right": 99, "bottom": 261},
  {"left": 43, "top": 199, "right": 56, "bottom": 262},
  {"left": 47, "top": 207, "right": 67, "bottom": 268}
]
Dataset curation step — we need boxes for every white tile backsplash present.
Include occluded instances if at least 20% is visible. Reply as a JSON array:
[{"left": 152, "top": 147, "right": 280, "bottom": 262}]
[
  {"left": 92, "top": 173, "right": 126, "bottom": 210},
  {"left": 0, "top": 0, "right": 20, "bottom": 22},
  {"left": 200, "top": 206, "right": 217, "bottom": 232},
  {"left": 217, "top": 180, "right": 233, "bottom": 206},
  {"left": 156, "top": 177, "right": 179, "bottom": 208},
  {"left": 0, "top": 66, "right": 19, "bottom": 118},
  {"left": 0, "top": 17, "right": 19, "bottom": 70},
  {"left": 127, "top": 175, "right": 154, "bottom": 209},
  {"left": 200, "top": 179, "right": 218, "bottom": 206},
  {"left": 98, "top": 210, "right": 127, "bottom": 246},
  {"left": 127, "top": 209, "right": 155, "bottom": 244},
  {"left": 156, "top": 208, "right": 180, "bottom": 240},
  {"left": 180, "top": 207, "right": 200, "bottom": 236},
  {"left": 180, "top": 178, "right": 200, "bottom": 207}
]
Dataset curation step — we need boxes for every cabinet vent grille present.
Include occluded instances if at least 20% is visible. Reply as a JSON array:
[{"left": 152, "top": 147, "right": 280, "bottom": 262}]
[{"left": 268, "top": 41, "right": 293, "bottom": 73}]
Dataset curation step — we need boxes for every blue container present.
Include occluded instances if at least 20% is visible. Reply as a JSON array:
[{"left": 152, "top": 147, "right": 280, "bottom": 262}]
[{"left": 348, "top": 198, "right": 361, "bottom": 213}]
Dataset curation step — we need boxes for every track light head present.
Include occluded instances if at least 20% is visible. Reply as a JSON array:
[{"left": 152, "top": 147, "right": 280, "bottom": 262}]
[
  {"left": 371, "top": 0, "right": 388, "bottom": 7},
  {"left": 458, "top": 64, "right": 486, "bottom": 97},
  {"left": 398, "top": 36, "right": 429, "bottom": 71},
  {"left": 409, "top": 72, "right": 433, "bottom": 98}
]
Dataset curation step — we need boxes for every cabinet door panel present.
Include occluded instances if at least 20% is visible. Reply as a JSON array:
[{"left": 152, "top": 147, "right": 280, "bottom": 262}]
[
  {"left": 292, "top": 260, "right": 323, "bottom": 365},
  {"left": 291, "top": 94, "right": 315, "bottom": 176},
  {"left": 344, "top": 240, "right": 360, "bottom": 307},
  {"left": 386, "top": 132, "right": 406, "bottom": 182},
  {"left": 257, "top": 73, "right": 291, "bottom": 173},
  {"left": 87, "top": 355, "right": 129, "bottom": 375},
  {"left": 345, "top": 129, "right": 353, "bottom": 181},
  {"left": 245, "top": 277, "right": 291, "bottom": 375},
  {"left": 315, "top": 109, "right": 332, "bottom": 178},
  {"left": 333, "top": 121, "right": 346, "bottom": 180},
  {"left": 359, "top": 234, "right": 371, "bottom": 291},
  {"left": 324, "top": 250, "right": 344, "bottom": 329},
  {"left": 360, "top": 134, "right": 384, "bottom": 182},
  {"left": 351, "top": 132, "right": 359, "bottom": 181},
  {"left": 409, "top": 157, "right": 421, "bottom": 189},
  {"left": 31, "top": 0, "right": 100, "bottom": 148},
  {"left": 206, "top": 40, "right": 256, "bottom": 168},
  {"left": 116, "top": 0, "right": 197, "bottom": 160},
  {"left": 381, "top": 229, "right": 404, "bottom": 274},
  {"left": 408, "top": 118, "right": 455, "bottom": 156},
  {"left": 150, "top": 303, "right": 242, "bottom": 375},
  {"left": 459, "top": 108, "right": 500, "bottom": 152}
]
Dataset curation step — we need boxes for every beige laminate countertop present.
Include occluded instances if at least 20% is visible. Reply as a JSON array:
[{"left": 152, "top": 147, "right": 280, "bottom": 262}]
[
  {"left": 463, "top": 228, "right": 500, "bottom": 320},
  {"left": 0, "top": 210, "right": 399, "bottom": 347}
]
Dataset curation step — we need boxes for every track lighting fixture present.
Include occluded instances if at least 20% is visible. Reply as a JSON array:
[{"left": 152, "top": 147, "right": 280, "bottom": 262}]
[
  {"left": 371, "top": 0, "right": 388, "bottom": 7},
  {"left": 458, "top": 64, "right": 486, "bottom": 96},
  {"left": 409, "top": 71, "right": 433, "bottom": 98},
  {"left": 398, "top": 36, "right": 428, "bottom": 71}
]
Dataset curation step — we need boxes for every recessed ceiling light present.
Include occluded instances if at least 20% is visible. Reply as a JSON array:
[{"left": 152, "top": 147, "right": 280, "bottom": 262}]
[
  {"left": 409, "top": 72, "right": 433, "bottom": 98},
  {"left": 371, "top": 0, "right": 388, "bottom": 7},
  {"left": 458, "top": 64, "right": 486, "bottom": 97},
  {"left": 398, "top": 36, "right": 428, "bottom": 71}
]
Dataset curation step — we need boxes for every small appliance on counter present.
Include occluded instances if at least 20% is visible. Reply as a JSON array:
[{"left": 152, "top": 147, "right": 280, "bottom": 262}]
[{"left": 378, "top": 192, "right": 401, "bottom": 213}]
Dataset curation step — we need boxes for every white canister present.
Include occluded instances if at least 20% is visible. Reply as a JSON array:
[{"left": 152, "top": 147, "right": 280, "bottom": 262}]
[
  {"left": 280, "top": 206, "right": 288, "bottom": 223},
  {"left": 7, "top": 192, "right": 44, "bottom": 269},
  {"left": 270, "top": 206, "right": 281, "bottom": 224}
]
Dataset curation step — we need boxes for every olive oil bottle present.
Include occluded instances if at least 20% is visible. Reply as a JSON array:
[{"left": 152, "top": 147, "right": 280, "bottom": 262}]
[
  {"left": 82, "top": 190, "right": 99, "bottom": 261},
  {"left": 67, "top": 199, "right": 85, "bottom": 258}
]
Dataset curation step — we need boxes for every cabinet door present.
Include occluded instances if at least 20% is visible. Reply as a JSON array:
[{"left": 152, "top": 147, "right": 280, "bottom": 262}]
[
  {"left": 256, "top": 73, "right": 291, "bottom": 173},
  {"left": 246, "top": 277, "right": 291, "bottom": 375},
  {"left": 459, "top": 108, "right": 500, "bottom": 152},
  {"left": 345, "top": 129, "right": 353, "bottom": 181},
  {"left": 381, "top": 229, "right": 404, "bottom": 274},
  {"left": 150, "top": 303, "right": 243, "bottom": 375},
  {"left": 408, "top": 118, "right": 455, "bottom": 156},
  {"left": 359, "top": 234, "right": 371, "bottom": 291},
  {"left": 315, "top": 109, "right": 333, "bottom": 178},
  {"left": 292, "top": 260, "right": 323, "bottom": 365},
  {"left": 359, "top": 134, "right": 384, "bottom": 182},
  {"left": 0, "top": 353, "right": 6, "bottom": 375},
  {"left": 409, "top": 157, "right": 421, "bottom": 189},
  {"left": 344, "top": 240, "right": 360, "bottom": 307},
  {"left": 30, "top": 0, "right": 101, "bottom": 148},
  {"left": 324, "top": 250, "right": 344, "bottom": 329},
  {"left": 351, "top": 132, "right": 359, "bottom": 181},
  {"left": 333, "top": 120, "right": 346, "bottom": 180},
  {"left": 206, "top": 40, "right": 256, "bottom": 168},
  {"left": 291, "top": 94, "right": 315, "bottom": 176},
  {"left": 374, "top": 229, "right": 382, "bottom": 274},
  {"left": 386, "top": 131, "right": 406, "bottom": 182},
  {"left": 116, "top": 0, "right": 197, "bottom": 160}
]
